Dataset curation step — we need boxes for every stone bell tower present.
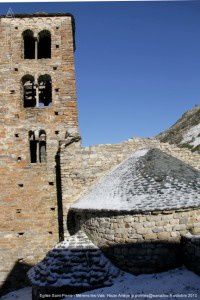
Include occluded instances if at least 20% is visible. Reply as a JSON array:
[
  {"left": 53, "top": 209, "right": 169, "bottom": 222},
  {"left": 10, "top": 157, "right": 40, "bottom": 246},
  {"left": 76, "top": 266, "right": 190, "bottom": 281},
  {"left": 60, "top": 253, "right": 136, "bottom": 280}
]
[{"left": 0, "top": 12, "right": 79, "bottom": 294}]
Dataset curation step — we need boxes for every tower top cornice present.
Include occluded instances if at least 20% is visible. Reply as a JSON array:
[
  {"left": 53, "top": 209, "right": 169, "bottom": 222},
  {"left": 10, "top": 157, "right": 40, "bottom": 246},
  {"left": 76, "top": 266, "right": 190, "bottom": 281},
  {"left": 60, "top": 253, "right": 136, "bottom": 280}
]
[
  {"left": 0, "top": 11, "right": 76, "bottom": 50},
  {"left": 0, "top": 12, "right": 75, "bottom": 19}
]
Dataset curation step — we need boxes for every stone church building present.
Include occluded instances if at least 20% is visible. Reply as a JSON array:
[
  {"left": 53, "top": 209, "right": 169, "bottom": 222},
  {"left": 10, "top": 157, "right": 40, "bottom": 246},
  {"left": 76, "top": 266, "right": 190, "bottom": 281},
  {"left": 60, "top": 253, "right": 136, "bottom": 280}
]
[{"left": 0, "top": 13, "right": 199, "bottom": 295}]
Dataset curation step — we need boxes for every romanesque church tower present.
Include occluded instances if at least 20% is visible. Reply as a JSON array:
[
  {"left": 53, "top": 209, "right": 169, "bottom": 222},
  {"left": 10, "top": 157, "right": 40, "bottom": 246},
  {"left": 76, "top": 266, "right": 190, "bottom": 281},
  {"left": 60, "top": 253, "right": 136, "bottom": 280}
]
[{"left": 0, "top": 12, "right": 79, "bottom": 292}]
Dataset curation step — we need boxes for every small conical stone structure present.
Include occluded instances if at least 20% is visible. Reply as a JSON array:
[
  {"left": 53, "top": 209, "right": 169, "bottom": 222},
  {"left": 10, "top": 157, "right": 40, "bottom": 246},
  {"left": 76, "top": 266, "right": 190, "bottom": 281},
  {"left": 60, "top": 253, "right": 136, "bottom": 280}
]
[
  {"left": 72, "top": 148, "right": 200, "bottom": 212},
  {"left": 28, "top": 231, "right": 120, "bottom": 288}
]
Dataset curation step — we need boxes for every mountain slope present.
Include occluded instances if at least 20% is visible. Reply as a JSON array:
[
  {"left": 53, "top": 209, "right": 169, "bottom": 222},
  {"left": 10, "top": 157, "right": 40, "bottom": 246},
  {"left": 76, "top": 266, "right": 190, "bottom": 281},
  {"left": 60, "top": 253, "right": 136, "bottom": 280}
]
[{"left": 156, "top": 106, "right": 200, "bottom": 153}]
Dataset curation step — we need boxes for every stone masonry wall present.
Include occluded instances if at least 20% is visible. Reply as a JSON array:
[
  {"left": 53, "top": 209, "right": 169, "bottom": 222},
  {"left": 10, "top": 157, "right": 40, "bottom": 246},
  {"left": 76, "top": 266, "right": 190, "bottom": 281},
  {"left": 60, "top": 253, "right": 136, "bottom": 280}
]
[
  {"left": 60, "top": 138, "right": 200, "bottom": 235},
  {"left": 71, "top": 207, "right": 200, "bottom": 274},
  {"left": 0, "top": 15, "right": 78, "bottom": 294},
  {"left": 182, "top": 234, "right": 200, "bottom": 275}
]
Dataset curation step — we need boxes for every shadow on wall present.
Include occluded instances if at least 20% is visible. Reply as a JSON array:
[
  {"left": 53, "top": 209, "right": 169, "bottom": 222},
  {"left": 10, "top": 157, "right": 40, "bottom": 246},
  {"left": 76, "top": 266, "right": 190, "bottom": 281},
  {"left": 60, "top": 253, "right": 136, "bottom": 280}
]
[
  {"left": 101, "top": 241, "right": 182, "bottom": 274},
  {"left": 55, "top": 150, "right": 64, "bottom": 242},
  {"left": 67, "top": 210, "right": 183, "bottom": 275},
  {"left": 0, "top": 261, "right": 32, "bottom": 297}
]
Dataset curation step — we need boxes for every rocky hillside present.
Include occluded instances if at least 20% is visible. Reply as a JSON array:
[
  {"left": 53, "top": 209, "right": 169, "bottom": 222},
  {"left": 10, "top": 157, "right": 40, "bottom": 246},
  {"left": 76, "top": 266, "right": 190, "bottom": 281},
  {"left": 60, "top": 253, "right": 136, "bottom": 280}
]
[{"left": 156, "top": 106, "right": 200, "bottom": 153}]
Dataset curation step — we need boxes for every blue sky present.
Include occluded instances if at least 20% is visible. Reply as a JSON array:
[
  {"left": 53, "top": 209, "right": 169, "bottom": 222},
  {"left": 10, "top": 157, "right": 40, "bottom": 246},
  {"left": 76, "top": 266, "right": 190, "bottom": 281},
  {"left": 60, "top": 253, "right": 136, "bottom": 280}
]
[{"left": 1, "top": 2, "right": 200, "bottom": 146}]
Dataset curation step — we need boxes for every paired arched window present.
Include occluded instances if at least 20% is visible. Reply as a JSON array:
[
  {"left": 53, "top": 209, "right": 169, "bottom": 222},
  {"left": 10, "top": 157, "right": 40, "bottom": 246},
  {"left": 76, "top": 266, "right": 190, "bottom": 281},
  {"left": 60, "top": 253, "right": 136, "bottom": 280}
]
[
  {"left": 22, "top": 30, "right": 51, "bottom": 59},
  {"left": 22, "top": 74, "right": 52, "bottom": 108},
  {"left": 29, "top": 130, "right": 47, "bottom": 163}
]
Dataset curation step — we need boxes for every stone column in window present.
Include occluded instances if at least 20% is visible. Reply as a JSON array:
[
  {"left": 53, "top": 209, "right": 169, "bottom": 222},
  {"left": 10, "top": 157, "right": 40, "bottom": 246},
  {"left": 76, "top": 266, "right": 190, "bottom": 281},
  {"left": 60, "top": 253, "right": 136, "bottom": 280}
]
[
  {"left": 39, "top": 131, "right": 46, "bottom": 163},
  {"left": 35, "top": 37, "right": 38, "bottom": 60},
  {"left": 35, "top": 78, "right": 39, "bottom": 108}
]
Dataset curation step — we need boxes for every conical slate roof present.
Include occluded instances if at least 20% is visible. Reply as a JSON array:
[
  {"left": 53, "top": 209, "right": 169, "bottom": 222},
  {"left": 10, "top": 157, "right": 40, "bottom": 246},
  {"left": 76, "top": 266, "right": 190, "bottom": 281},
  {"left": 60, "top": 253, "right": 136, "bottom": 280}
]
[
  {"left": 72, "top": 148, "right": 200, "bottom": 212},
  {"left": 28, "top": 231, "right": 120, "bottom": 288}
]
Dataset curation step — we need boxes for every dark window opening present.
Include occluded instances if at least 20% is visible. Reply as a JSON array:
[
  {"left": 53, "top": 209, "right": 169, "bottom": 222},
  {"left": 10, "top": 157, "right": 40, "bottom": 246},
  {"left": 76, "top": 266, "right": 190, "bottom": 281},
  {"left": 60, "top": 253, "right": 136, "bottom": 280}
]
[
  {"left": 18, "top": 183, "right": 23, "bottom": 187},
  {"left": 49, "top": 182, "right": 54, "bottom": 186},
  {"left": 15, "top": 133, "right": 19, "bottom": 137},
  {"left": 14, "top": 68, "right": 18, "bottom": 71},
  {"left": 30, "top": 140, "right": 37, "bottom": 163},
  {"left": 23, "top": 30, "right": 35, "bottom": 59},
  {"left": 29, "top": 131, "right": 37, "bottom": 163},
  {"left": 38, "top": 30, "right": 51, "bottom": 59},
  {"left": 56, "top": 45, "right": 59, "bottom": 48},
  {"left": 17, "top": 157, "right": 21, "bottom": 161},
  {"left": 39, "top": 130, "right": 46, "bottom": 163},
  {"left": 29, "top": 130, "right": 47, "bottom": 164},
  {"left": 38, "top": 74, "right": 52, "bottom": 107},
  {"left": 22, "top": 75, "right": 36, "bottom": 108},
  {"left": 18, "top": 232, "right": 24, "bottom": 236}
]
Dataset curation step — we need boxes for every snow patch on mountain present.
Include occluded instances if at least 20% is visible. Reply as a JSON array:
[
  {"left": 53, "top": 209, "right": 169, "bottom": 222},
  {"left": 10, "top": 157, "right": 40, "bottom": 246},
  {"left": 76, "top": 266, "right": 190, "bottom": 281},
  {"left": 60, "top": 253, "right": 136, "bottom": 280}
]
[{"left": 181, "top": 124, "right": 200, "bottom": 148}]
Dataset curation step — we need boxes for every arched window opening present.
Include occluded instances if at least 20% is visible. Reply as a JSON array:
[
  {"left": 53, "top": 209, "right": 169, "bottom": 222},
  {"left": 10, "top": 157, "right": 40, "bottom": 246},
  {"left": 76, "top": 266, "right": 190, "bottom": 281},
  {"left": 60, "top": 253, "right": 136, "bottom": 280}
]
[
  {"left": 22, "top": 75, "right": 36, "bottom": 108},
  {"left": 39, "top": 130, "right": 46, "bottom": 163},
  {"left": 38, "top": 75, "right": 52, "bottom": 107},
  {"left": 29, "top": 131, "right": 37, "bottom": 163},
  {"left": 23, "top": 30, "right": 35, "bottom": 59},
  {"left": 38, "top": 30, "right": 51, "bottom": 59}
]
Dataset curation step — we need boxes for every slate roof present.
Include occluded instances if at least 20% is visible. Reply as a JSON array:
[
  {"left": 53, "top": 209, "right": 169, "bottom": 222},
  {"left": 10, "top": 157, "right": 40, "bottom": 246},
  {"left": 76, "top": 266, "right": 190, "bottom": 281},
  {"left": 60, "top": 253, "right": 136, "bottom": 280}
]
[
  {"left": 71, "top": 148, "right": 200, "bottom": 212},
  {"left": 28, "top": 231, "right": 120, "bottom": 288}
]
